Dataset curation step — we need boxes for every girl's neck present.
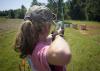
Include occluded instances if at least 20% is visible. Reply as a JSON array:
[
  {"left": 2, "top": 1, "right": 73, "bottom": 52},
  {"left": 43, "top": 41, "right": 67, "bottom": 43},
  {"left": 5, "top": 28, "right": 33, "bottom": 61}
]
[
  {"left": 39, "top": 35, "right": 47, "bottom": 42},
  {"left": 39, "top": 35, "right": 51, "bottom": 45}
]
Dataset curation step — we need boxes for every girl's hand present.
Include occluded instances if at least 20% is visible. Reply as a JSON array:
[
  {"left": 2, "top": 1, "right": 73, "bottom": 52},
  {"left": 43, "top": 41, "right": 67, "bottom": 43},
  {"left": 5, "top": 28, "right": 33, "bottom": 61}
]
[
  {"left": 51, "top": 27, "right": 64, "bottom": 41},
  {"left": 57, "top": 27, "right": 64, "bottom": 37},
  {"left": 57, "top": 27, "right": 62, "bottom": 34}
]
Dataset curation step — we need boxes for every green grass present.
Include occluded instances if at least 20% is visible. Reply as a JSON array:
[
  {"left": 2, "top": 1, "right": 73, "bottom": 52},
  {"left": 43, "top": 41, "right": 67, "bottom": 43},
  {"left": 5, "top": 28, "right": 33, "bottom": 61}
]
[
  {"left": 65, "top": 28, "right": 100, "bottom": 71},
  {"left": 0, "top": 18, "right": 22, "bottom": 71},
  {"left": 0, "top": 30, "right": 21, "bottom": 71},
  {"left": 0, "top": 19, "right": 100, "bottom": 71},
  {"left": 64, "top": 21, "right": 100, "bottom": 71}
]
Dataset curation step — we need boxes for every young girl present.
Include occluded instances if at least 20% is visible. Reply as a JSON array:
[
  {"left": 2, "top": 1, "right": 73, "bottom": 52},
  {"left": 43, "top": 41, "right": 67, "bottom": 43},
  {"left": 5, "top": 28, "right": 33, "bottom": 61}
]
[{"left": 14, "top": 5, "right": 71, "bottom": 71}]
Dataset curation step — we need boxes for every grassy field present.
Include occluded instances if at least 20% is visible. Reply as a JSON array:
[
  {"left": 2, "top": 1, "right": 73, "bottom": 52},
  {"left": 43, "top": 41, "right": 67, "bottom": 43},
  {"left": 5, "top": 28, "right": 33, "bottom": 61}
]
[
  {"left": 65, "top": 21, "right": 100, "bottom": 71},
  {"left": 0, "top": 18, "right": 22, "bottom": 71},
  {"left": 0, "top": 18, "right": 100, "bottom": 71}
]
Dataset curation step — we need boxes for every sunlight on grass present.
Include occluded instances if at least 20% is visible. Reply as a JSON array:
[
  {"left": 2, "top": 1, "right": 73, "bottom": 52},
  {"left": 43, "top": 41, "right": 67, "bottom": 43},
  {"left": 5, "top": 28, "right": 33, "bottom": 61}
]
[
  {"left": 65, "top": 20, "right": 100, "bottom": 71},
  {"left": 0, "top": 19, "right": 100, "bottom": 71}
]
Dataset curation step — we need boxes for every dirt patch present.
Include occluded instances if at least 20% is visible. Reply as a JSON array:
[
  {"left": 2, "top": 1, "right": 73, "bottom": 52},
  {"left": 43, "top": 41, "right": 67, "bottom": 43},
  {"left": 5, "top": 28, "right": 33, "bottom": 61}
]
[
  {"left": 87, "top": 25, "right": 100, "bottom": 30},
  {"left": 79, "top": 25, "right": 100, "bottom": 35},
  {"left": 0, "top": 23, "right": 19, "bottom": 33},
  {"left": 0, "top": 19, "right": 22, "bottom": 33}
]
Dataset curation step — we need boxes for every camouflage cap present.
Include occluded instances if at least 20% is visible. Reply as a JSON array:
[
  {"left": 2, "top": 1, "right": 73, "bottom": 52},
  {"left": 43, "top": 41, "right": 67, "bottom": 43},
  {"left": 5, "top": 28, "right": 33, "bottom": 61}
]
[{"left": 24, "top": 5, "right": 55, "bottom": 22}]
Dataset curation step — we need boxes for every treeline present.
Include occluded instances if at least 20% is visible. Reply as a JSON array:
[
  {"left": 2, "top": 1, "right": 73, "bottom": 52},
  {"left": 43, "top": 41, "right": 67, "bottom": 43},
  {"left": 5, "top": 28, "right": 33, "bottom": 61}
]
[
  {"left": 68, "top": 0, "right": 100, "bottom": 21},
  {"left": 0, "top": 0, "right": 100, "bottom": 21},
  {"left": 30, "top": 0, "right": 100, "bottom": 21},
  {"left": 0, "top": 5, "right": 27, "bottom": 19},
  {"left": 47, "top": 0, "right": 100, "bottom": 21},
  {"left": 0, "top": 0, "right": 45, "bottom": 19}
]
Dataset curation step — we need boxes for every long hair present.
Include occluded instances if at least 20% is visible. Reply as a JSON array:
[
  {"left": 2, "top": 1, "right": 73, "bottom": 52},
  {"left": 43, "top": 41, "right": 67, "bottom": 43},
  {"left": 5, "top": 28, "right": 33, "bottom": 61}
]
[
  {"left": 14, "top": 5, "right": 55, "bottom": 59},
  {"left": 14, "top": 20, "right": 44, "bottom": 58}
]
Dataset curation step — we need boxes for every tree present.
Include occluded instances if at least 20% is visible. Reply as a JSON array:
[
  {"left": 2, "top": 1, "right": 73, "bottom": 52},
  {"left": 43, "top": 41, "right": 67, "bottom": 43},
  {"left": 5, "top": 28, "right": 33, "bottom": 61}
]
[
  {"left": 19, "top": 5, "right": 27, "bottom": 19},
  {"left": 14, "top": 9, "right": 21, "bottom": 18},
  {"left": 47, "top": 0, "right": 71, "bottom": 20},
  {"left": 8, "top": 10, "right": 15, "bottom": 18},
  {"left": 86, "top": 0, "right": 100, "bottom": 21},
  {"left": 63, "top": 1, "right": 71, "bottom": 19},
  {"left": 47, "top": 0, "right": 57, "bottom": 14},
  {"left": 31, "top": 0, "right": 39, "bottom": 6},
  {"left": 0, "top": 5, "right": 26, "bottom": 19},
  {"left": 68, "top": 0, "right": 86, "bottom": 20},
  {"left": 68, "top": 0, "right": 100, "bottom": 21},
  {"left": 57, "top": 0, "right": 64, "bottom": 20},
  {"left": 47, "top": 0, "right": 65, "bottom": 20}
]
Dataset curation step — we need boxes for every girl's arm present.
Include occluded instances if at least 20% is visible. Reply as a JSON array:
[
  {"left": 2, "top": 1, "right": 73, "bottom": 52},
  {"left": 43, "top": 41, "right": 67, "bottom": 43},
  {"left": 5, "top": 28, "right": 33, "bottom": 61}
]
[{"left": 47, "top": 35, "right": 71, "bottom": 65}]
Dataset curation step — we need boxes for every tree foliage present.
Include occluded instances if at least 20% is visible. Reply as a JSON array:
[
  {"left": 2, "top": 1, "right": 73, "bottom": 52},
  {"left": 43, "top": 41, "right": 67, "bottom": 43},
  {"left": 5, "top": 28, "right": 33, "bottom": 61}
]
[
  {"left": 31, "top": 0, "right": 38, "bottom": 6},
  {"left": 0, "top": 0, "right": 100, "bottom": 21},
  {"left": 31, "top": 0, "right": 45, "bottom": 6},
  {"left": 47, "top": 0, "right": 58, "bottom": 16},
  {"left": 68, "top": 0, "right": 100, "bottom": 21},
  {"left": 0, "top": 5, "right": 26, "bottom": 19},
  {"left": 19, "top": 5, "right": 27, "bottom": 18},
  {"left": 47, "top": 0, "right": 100, "bottom": 21}
]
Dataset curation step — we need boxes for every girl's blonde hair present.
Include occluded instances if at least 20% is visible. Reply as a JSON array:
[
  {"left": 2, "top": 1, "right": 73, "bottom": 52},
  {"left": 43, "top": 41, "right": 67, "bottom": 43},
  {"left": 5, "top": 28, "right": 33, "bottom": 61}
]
[
  {"left": 14, "top": 20, "right": 45, "bottom": 58},
  {"left": 14, "top": 5, "right": 55, "bottom": 58}
]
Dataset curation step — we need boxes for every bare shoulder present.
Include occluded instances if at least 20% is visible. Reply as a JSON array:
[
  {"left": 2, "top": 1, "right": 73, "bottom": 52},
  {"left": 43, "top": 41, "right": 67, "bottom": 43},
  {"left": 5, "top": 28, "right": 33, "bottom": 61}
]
[{"left": 47, "top": 35, "right": 72, "bottom": 65}]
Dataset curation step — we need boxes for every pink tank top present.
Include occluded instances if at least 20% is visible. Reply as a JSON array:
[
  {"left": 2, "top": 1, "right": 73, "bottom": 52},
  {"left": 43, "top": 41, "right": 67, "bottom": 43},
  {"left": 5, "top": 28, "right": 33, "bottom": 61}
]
[{"left": 30, "top": 38, "right": 66, "bottom": 71}]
